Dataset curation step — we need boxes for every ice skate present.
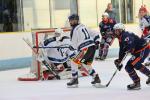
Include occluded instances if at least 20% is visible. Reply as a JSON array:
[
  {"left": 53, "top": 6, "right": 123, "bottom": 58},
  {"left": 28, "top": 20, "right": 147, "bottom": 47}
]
[
  {"left": 100, "top": 56, "right": 106, "bottom": 60},
  {"left": 146, "top": 75, "right": 150, "bottom": 85},
  {"left": 127, "top": 82, "right": 141, "bottom": 90},
  {"left": 67, "top": 78, "right": 78, "bottom": 88},
  {"left": 144, "top": 62, "right": 150, "bottom": 67},
  {"left": 95, "top": 56, "right": 101, "bottom": 60},
  {"left": 95, "top": 56, "right": 106, "bottom": 61},
  {"left": 91, "top": 74, "right": 105, "bottom": 88}
]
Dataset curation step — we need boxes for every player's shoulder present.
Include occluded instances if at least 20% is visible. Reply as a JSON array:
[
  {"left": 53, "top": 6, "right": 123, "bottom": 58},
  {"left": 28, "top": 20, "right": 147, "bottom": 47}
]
[
  {"left": 109, "top": 18, "right": 116, "bottom": 24},
  {"left": 144, "top": 15, "right": 150, "bottom": 19},
  {"left": 142, "top": 15, "right": 150, "bottom": 22},
  {"left": 44, "top": 37, "right": 56, "bottom": 46},
  {"left": 75, "top": 24, "right": 87, "bottom": 30},
  {"left": 122, "top": 31, "right": 137, "bottom": 40},
  {"left": 99, "top": 21, "right": 104, "bottom": 26}
]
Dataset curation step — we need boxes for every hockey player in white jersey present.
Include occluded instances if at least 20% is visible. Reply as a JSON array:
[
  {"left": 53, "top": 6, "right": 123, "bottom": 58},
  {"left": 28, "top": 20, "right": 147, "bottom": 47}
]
[
  {"left": 67, "top": 14, "right": 102, "bottom": 88},
  {"left": 88, "top": 29, "right": 101, "bottom": 50},
  {"left": 38, "top": 28, "right": 74, "bottom": 80},
  {"left": 139, "top": 6, "right": 150, "bottom": 66}
]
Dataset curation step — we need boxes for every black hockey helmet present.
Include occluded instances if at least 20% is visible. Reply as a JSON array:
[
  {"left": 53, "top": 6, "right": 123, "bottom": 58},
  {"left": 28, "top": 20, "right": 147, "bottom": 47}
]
[{"left": 68, "top": 14, "right": 79, "bottom": 21}]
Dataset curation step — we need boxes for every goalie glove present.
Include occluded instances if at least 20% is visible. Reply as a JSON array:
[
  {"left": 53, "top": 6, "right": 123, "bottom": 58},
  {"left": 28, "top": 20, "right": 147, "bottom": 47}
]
[{"left": 114, "top": 59, "right": 123, "bottom": 71}]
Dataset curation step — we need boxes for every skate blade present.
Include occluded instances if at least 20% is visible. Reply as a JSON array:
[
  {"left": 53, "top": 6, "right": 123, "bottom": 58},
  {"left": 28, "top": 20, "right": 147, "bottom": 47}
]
[
  {"left": 67, "top": 84, "right": 78, "bottom": 88},
  {"left": 127, "top": 87, "right": 141, "bottom": 90},
  {"left": 93, "top": 83, "right": 106, "bottom": 88},
  {"left": 144, "top": 63, "right": 150, "bottom": 66},
  {"left": 95, "top": 58, "right": 105, "bottom": 61}
]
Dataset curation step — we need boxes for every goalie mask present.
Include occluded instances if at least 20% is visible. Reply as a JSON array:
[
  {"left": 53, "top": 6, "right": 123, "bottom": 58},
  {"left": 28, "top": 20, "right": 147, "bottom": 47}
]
[
  {"left": 55, "top": 28, "right": 63, "bottom": 37},
  {"left": 113, "top": 23, "right": 125, "bottom": 37}
]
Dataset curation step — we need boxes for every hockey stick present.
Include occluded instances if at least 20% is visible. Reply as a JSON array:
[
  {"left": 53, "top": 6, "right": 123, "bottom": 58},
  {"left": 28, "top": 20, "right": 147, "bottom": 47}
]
[
  {"left": 23, "top": 38, "right": 60, "bottom": 80},
  {"left": 33, "top": 46, "right": 70, "bottom": 49},
  {"left": 22, "top": 38, "right": 37, "bottom": 53},
  {"left": 41, "top": 60, "right": 60, "bottom": 80},
  {"left": 105, "top": 52, "right": 128, "bottom": 87},
  {"left": 105, "top": 69, "right": 118, "bottom": 87}
]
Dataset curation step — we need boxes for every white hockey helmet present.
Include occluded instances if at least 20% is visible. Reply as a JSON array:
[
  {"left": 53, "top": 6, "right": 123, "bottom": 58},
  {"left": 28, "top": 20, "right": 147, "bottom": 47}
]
[
  {"left": 102, "top": 12, "right": 109, "bottom": 17},
  {"left": 113, "top": 23, "right": 125, "bottom": 30},
  {"left": 55, "top": 28, "right": 63, "bottom": 37}
]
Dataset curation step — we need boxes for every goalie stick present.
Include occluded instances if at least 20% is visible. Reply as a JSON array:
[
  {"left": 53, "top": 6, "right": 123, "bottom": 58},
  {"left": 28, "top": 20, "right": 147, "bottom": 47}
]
[
  {"left": 105, "top": 52, "right": 128, "bottom": 87},
  {"left": 22, "top": 38, "right": 60, "bottom": 80}
]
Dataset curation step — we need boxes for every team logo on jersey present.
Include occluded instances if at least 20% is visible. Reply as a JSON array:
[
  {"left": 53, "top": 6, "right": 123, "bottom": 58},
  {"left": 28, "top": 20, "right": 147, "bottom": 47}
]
[{"left": 124, "top": 37, "right": 129, "bottom": 41}]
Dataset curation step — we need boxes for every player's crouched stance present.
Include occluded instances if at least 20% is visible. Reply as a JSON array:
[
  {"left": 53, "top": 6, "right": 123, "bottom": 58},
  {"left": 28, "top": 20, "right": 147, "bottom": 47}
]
[
  {"left": 67, "top": 14, "right": 102, "bottom": 88},
  {"left": 113, "top": 23, "right": 150, "bottom": 90}
]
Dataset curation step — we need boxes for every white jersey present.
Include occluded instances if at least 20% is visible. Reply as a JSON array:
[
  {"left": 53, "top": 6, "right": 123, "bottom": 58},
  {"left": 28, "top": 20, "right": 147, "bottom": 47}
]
[
  {"left": 70, "top": 24, "right": 95, "bottom": 51},
  {"left": 42, "top": 36, "right": 76, "bottom": 63},
  {"left": 139, "top": 15, "right": 150, "bottom": 31},
  {"left": 88, "top": 29, "right": 101, "bottom": 43},
  {"left": 144, "top": 34, "right": 150, "bottom": 43}
]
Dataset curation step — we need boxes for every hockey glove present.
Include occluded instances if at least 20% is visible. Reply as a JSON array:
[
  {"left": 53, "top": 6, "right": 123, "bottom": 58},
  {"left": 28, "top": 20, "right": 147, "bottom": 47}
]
[{"left": 114, "top": 59, "right": 123, "bottom": 71}]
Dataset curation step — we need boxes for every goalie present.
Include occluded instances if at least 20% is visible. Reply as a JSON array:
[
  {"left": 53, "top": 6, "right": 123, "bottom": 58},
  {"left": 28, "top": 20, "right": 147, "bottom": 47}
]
[{"left": 38, "top": 28, "right": 88, "bottom": 80}]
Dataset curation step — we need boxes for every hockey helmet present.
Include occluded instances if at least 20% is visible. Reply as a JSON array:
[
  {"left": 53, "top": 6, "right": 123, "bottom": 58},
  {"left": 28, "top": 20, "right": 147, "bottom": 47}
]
[
  {"left": 55, "top": 28, "right": 63, "bottom": 37},
  {"left": 68, "top": 14, "right": 79, "bottom": 21},
  {"left": 113, "top": 23, "right": 125, "bottom": 30},
  {"left": 102, "top": 12, "right": 109, "bottom": 18},
  {"left": 139, "top": 6, "right": 147, "bottom": 13}
]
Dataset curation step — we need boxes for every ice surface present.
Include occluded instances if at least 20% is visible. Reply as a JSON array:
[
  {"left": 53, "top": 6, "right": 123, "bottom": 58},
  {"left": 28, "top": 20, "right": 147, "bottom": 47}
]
[{"left": 0, "top": 57, "right": 150, "bottom": 100}]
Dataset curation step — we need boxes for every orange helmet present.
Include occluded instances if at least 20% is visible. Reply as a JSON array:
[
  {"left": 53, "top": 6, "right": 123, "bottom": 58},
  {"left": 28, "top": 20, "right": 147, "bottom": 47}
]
[{"left": 139, "top": 6, "right": 147, "bottom": 13}]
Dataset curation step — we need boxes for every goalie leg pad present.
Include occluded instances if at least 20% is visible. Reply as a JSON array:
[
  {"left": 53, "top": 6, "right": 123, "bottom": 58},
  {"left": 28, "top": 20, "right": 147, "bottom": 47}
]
[{"left": 42, "top": 70, "right": 55, "bottom": 80}]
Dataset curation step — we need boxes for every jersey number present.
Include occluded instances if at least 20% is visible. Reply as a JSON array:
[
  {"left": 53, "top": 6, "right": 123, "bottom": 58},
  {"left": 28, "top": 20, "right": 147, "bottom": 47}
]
[{"left": 82, "top": 28, "right": 90, "bottom": 39}]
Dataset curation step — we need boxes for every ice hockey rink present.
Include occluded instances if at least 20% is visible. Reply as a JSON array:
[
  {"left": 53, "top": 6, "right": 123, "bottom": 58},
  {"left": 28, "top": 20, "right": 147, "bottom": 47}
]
[{"left": 0, "top": 57, "right": 150, "bottom": 100}]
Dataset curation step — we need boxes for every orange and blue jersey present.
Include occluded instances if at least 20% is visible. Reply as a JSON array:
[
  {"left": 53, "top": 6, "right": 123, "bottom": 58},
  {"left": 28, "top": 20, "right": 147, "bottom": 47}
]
[
  {"left": 99, "top": 18, "right": 116, "bottom": 36},
  {"left": 118, "top": 31, "right": 149, "bottom": 60},
  {"left": 119, "top": 31, "right": 150, "bottom": 83}
]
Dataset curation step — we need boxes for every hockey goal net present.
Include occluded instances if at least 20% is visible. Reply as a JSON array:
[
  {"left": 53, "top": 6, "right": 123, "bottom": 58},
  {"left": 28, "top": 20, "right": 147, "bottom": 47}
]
[{"left": 18, "top": 27, "right": 71, "bottom": 81}]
